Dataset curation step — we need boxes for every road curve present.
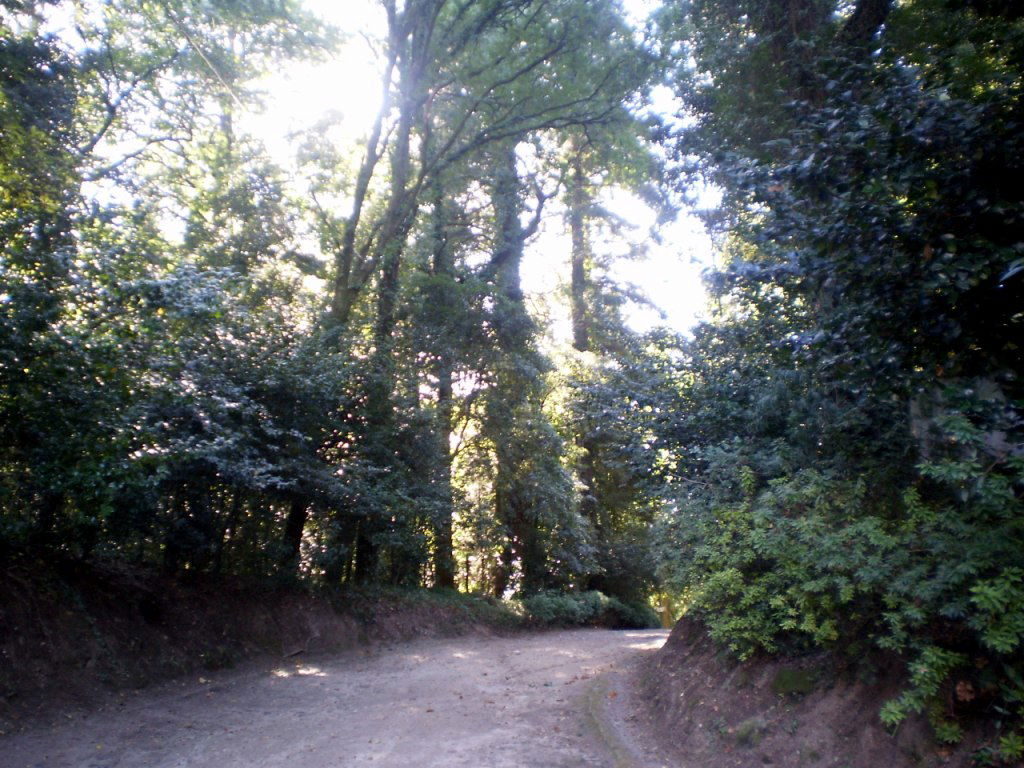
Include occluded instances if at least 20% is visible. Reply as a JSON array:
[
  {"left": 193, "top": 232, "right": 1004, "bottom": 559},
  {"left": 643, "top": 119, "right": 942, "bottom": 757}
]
[{"left": 4, "top": 628, "right": 669, "bottom": 768}]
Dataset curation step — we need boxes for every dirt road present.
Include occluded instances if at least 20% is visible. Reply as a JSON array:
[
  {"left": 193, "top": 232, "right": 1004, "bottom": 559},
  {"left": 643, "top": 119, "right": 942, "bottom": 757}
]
[{"left": 4, "top": 629, "right": 670, "bottom": 768}]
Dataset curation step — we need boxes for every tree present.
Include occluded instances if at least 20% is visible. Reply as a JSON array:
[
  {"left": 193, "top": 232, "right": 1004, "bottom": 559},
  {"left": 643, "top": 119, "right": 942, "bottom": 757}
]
[
  {"left": 654, "top": 0, "right": 1024, "bottom": 754},
  {"left": 1, "top": 0, "right": 674, "bottom": 633}
]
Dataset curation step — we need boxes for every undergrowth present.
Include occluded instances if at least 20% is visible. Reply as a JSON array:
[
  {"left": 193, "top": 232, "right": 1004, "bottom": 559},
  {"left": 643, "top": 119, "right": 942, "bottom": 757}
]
[{"left": 520, "top": 589, "right": 660, "bottom": 629}]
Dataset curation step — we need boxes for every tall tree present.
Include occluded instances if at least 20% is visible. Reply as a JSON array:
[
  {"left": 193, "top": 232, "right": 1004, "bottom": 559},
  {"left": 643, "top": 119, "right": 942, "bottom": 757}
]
[{"left": 654, "top": 0, "right": 1024, "bottom": 754}]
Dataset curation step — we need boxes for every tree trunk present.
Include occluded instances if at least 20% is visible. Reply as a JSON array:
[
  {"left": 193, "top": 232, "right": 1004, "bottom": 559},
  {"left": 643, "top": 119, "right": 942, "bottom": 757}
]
[
  {"left": 569, "top": 150, "right": 591, "bottom": 353},
  {"left": 213, "top": 490, "right": 243, "bottom": 575},
  {"left": 328, "top": 31, "right": 399, "bottom": 329},
  {"left": 33, "top": 490, "right": 63, "bottom": 551},
  {"left": 323, "top": 506, "right": 357, "bottom": 587},
  {"left": 491, "top": 144, "right": 530, "bottom": 344},
  {"left": 487, "top": 141, "right": 539, "bottom": 596},
  {"left": 353, "top": 518, "right": 378, "bottom": 584},
  {"left": 428, "top": 180, "right": 458, "bottom": 589},
  {"left": 433, "top": 364, "right": 457, "bottom": 589},
  {"left": 162, "top": 493, "right": 186, "bottom": 575},
  {"left": 567, "top": 146, "right": 601, "bottom": 548},
  {"left": 280, "top": 496, "right": 309, "bottom": 574},
  {"left": 357, "top": 27, "right": 427, "bottom": 584}
]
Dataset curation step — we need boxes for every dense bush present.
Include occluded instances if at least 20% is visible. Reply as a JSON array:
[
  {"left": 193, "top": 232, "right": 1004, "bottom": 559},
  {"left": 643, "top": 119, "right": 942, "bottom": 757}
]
[
  {"left": 521, "top": 590, "right": 660, "bottom": 629},
  {"left": 654, "top": 0, "right": 1024, "bottom": 758}
]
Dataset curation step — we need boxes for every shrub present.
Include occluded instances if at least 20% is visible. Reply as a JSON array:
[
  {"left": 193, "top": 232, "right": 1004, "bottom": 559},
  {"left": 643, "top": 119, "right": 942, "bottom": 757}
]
[
  {"left": 521, "top": 589, "right": 660, "bottom": 629},
  {"left": 658, "top": 409, "right": 1024, "bottom": 757}
]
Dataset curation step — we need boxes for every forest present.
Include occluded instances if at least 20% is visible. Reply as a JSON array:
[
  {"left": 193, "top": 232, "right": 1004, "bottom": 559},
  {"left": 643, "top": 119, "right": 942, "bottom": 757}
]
[{"left": 1, "top": 0, "right": 1022, "bottom": 760}]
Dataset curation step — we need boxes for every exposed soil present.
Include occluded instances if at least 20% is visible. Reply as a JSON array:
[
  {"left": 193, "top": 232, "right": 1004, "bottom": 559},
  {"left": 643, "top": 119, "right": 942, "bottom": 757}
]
[
  {"left": 4, "top": 563, "right": 999, "bottom": 768},
  {"left": 2, "top": 628, "right": 671, "bottom": 768},
  {"left": 637, "top": 618, "right": 986, "bottom": 768},
  {"left": 0, "top": 559, "right": 516, "bottom": 731}
]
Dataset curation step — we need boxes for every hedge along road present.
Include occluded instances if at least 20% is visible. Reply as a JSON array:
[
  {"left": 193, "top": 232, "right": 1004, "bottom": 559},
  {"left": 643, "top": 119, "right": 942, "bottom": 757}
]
[{"left": 4, "top": 628, "right": 671, "bottom": 768}]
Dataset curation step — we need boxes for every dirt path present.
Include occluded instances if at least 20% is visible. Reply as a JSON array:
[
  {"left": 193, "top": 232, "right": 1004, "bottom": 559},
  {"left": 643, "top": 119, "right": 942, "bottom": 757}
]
[{"left": 4, "top": 629, "right": 670, "bottom": 768}]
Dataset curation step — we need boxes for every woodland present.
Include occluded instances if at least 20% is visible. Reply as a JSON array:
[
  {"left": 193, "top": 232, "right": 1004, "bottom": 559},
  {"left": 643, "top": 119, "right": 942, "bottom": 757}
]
[{"left": 1, "top": 0, "right": 1022, "bottom": 760}]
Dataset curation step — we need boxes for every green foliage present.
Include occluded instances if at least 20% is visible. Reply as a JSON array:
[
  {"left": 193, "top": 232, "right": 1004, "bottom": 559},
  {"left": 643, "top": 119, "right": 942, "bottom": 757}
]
[
  {"left": 558, "top": 332, "right": 678, "bottom": 603},
  {"left": 771, "top": 666, "right": 817, "bottom": 697},
  {"left": 998, "top": 731, "right": 1024, "bottom": 763},
  {"left": 658, "top": 465, "right": 896, "bottom": 657},
  {"left": 338, "top": 585, "right": 524, "bottom": 632},
  {"left": 520, "top": 589, "right": 660, "bottom": 629},
  {"left": 654, "top": 0, "right": 1024, "bottom": 756},
  {"left": 971, "top": 569, "right": 1024, "bottom": 655},
  {"left": 0, "top": 0, "right": 350, "bottom": 576},
  {"left": 1, "top": 0, "right": 668, "bottom": 626}
]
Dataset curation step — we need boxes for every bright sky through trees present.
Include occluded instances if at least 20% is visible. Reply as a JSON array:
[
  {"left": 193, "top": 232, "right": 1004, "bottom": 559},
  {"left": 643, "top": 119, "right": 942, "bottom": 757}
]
[{"left": 242, "top": 0, "right": 711, "bottom": 335}]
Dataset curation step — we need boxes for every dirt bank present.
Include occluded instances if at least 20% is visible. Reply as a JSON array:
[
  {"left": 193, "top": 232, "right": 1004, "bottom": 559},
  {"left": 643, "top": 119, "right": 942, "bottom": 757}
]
[
  {"left": 0, "top": 559, "right": 517, "bottom": 732},
  {"left": 638, "top": 618, "right": 985, "bottom": 768}
]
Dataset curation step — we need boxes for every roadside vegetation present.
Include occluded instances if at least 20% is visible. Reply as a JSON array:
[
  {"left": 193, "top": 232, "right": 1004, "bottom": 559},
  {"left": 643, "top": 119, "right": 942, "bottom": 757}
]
[
  {"left": 652, "top": 0, "right": 1024, "bottom": 760},
  {"left": 2, "top": 0, "right": 1021, "bottom": 761}
]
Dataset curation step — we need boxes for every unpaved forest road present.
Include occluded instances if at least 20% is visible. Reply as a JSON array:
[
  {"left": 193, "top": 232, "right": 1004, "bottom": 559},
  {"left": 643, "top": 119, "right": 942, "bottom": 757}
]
[{"left": 5, "top": 629, "right": 671, "bottom": 768}]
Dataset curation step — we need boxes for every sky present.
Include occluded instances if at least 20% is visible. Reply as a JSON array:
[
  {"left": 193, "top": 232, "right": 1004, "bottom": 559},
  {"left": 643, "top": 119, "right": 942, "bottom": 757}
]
[{"left": 243, "top": 0, "right": 713, "bottom": 336}]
